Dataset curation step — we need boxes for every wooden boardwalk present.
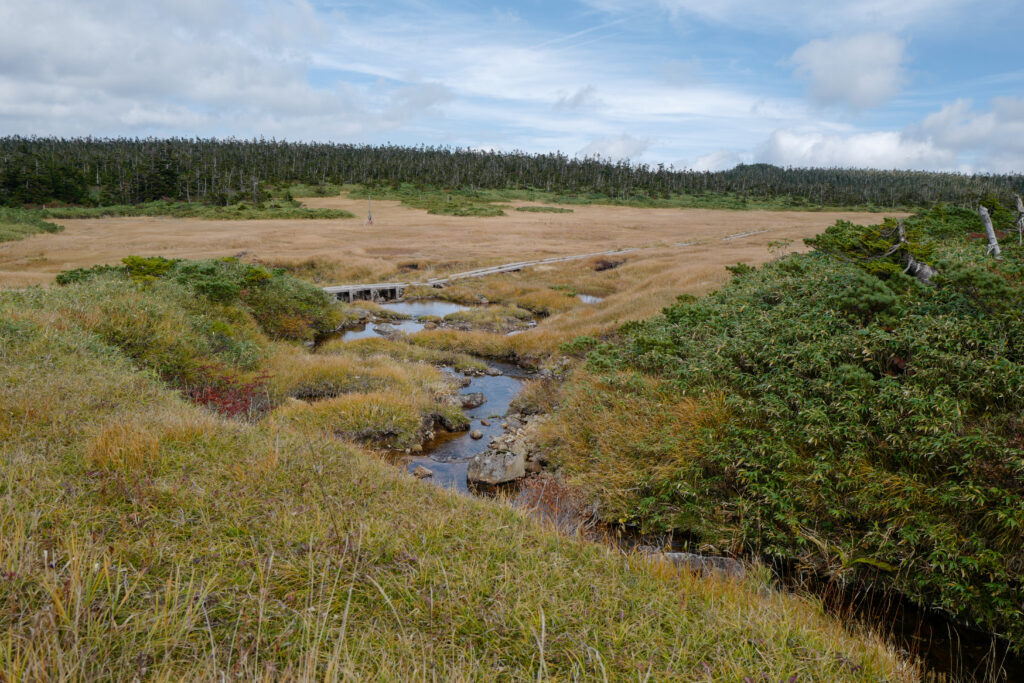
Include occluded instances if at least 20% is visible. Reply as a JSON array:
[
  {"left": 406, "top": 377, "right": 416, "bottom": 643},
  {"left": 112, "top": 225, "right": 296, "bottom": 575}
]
[
  {"left": 322, "top": 227, "right": 775, "bottom": 302},
  {"left": 323, "top": 247, "right": 638, "bottom": 302}
]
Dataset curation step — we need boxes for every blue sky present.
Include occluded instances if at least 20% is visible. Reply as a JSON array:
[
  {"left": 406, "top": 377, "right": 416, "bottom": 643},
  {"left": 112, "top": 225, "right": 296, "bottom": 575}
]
[{"left": 1, "top": 0, "right": 1022, "bottom": 171}]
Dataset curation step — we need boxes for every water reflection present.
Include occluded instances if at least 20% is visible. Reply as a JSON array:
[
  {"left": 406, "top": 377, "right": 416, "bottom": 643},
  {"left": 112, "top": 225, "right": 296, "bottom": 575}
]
[
  {"left": 337, "top": 320, "right": 425, "bottom": 341},
  {"left": 401, "top": 362, "right": 527, "bottom": 493},
  {"left": 378, "top": 300, "right": 467, "bottom": 317},
  {"left": 335, "top": 300, "right": 468, "bottom": 342}
]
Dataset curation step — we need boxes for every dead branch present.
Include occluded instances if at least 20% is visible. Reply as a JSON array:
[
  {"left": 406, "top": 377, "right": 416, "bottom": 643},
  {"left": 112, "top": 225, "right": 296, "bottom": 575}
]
[{"left": 979, "top": 206, "right": 1002, "bottom": 258}]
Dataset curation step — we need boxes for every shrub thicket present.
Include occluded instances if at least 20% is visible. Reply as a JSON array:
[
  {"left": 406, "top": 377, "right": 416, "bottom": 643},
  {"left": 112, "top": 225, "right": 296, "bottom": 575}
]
[
  {"left": 0, "top": 207, "right": 63, "bottom": 243},
  {"left": 557, "top": 207, "right": 1024, "bottom": 647},
  {"left": 58, "top": 256, "right": 342, "bottom": 341}
]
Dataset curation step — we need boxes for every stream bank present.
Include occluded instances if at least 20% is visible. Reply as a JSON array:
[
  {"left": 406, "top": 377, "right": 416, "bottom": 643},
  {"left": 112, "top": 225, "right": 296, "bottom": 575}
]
[{"left": 326, "top": 298, "right": 1020, "bottom": 681}]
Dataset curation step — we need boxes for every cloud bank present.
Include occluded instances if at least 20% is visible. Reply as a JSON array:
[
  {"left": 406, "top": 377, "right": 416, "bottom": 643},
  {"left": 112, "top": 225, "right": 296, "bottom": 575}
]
[{"left": 0, "top": 0, "right": 1020, "bottom": 173}]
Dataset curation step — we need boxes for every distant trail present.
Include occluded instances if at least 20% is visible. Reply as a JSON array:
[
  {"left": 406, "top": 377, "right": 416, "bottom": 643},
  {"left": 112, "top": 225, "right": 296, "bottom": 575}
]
[{"left": 322, "top": 229, "right": 773, "bottom": 302}]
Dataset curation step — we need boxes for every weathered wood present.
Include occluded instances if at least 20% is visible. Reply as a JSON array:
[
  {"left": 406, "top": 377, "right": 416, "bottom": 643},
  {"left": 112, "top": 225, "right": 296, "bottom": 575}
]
[
  {"left": 1015, "top": 194, "right": 1023, "bottom": 245},
  {"left": 896, "top": 220, "right": 936, "bottom": 285},
  {"left": 979, "top": 206, "right": 1002, "bottom": 258},
  {"left": 323, "top": 282, "right": 407, "bottom": 302}
]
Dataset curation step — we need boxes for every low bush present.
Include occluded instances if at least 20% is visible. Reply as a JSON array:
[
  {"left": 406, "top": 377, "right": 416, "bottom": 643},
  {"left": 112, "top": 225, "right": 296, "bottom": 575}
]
[
  {"left": 550, "top": 206, "right": 1024, "bottom": 647},
  {"left": 515, "top": 205, "right": 573, "bottom": 213},
  {"left": 58, "top": 256, "right": 342, "bottom": 341},
  {"left": 0, "top": 207, "right": 63, "bottom": 243},
  {"left": 39, "top": 200, "right": 354, "bottom": 220}
]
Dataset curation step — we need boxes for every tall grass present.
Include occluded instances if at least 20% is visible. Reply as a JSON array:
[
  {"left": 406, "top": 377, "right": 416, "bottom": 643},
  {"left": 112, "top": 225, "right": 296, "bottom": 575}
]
[
  {"left": 0, "top": 275, "right": 915, "bottom": 680},
  {"left": 40, "top": 200, "right": 354, "bottom": 220}
]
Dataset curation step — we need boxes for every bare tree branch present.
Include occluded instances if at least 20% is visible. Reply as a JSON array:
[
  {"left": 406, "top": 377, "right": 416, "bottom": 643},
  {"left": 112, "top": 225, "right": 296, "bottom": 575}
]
[
  {"left": 1014, "top": 194, "right": 1023, "bottom": 246},
  {"left": 896, "top": 220, "right": 936, "bottom": 284}
]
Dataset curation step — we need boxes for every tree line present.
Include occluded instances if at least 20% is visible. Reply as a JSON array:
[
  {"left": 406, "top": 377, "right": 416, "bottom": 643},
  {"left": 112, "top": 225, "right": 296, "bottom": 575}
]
[{"left": 1, "top": 135, "right": 1021, "bottom": 208}]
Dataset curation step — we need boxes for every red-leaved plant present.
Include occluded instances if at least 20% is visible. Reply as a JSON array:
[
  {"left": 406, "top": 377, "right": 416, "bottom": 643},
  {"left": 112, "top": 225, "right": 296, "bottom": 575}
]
[{"left": 184, "top": 364, "right": 270, "bottom": 419}]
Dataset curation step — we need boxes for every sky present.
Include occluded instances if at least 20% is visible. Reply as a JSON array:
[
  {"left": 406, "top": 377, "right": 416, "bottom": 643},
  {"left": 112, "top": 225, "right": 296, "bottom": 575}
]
[{"left": 1, "top": 0, "right": 1022, "bottom": 172}]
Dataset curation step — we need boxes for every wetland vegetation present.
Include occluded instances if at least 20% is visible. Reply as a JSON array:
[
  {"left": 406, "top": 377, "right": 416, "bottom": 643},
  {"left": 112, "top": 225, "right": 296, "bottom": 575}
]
[
  {"left": 0, "top": 254, "right": 913, "bottom": 680},
  {"left": 3, "top": 137, "right": 1024, "bottom": 679}
]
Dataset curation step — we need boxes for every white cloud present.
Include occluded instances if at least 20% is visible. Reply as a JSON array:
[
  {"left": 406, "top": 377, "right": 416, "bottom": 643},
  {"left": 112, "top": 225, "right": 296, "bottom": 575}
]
[
  {"left": 585, "top": 0, "right": 992, "bottom": 34},
  {"left": 0, "top": 0, "right": 1019, "bottom": 174},
  {"left": 577, "top": 134, "right": 650, "bottom": 160},
  {"left": 789, "top": 33, "right": 907, "bottom": 109},
  {"left": 908, "top": 97, "right": 1024, "bottom": 172},
  {"left": 0, "top": 0, "right": 451, "bottom": 139},
  {"left": 756, "top": 129, "right": 954, "bottom": 170},
  {"left": 554, "top": 85, "right": 600, "bottom": 111},
  {"left": 691, "top": 150, "right": 748, "bottom": 171},
  {"left": 661, "top": 59, "right": 703, "bottom": 87}
]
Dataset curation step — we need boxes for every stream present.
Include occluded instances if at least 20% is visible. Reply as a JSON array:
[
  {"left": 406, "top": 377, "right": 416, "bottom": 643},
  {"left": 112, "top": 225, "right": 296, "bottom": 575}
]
[
  {"left": 332, "top": 298, "right": 1021, "bottom": 682},
  {"left": 401, "top": 362, "right": 527, "bottom": 492},
  {"left": 336, "top": 300, "right": 468, "bottom": 341}
]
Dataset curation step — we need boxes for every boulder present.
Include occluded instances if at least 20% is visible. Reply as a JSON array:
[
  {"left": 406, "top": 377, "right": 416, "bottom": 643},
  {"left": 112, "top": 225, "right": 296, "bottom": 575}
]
[
  {"left": 460, "top": 392, "right": 487, "bottom": 409},
  {"left": 645, "top": 551, "right": 746, "bottom": 579},
  {"left": 484, "top": 366, "right": 502, "bottom": 376},
  {"left": 434, "top": 413, "right": 467, "bottom": 432},
  {"left": 412, "top": 465, "right": 433, "bottom": 479},
  {"left": 467, "top": 450, "right": 526, "bottom": 485},
  {"left": 470, "top": 429, "right": 484, "bottom": 440},
  {"left": 480, "top": 418, "right": 490, "bottom": 426},
  {"left": 373, "top": 323, "right": 398, "bottom": 338}
]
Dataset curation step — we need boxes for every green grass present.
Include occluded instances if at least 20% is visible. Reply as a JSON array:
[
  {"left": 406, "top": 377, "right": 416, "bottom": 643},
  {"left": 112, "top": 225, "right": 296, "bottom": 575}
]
[
  {"left": 0, "top": 272, "right": 912, "bottom": 680},
  {"left": 0, "top": 207, "right": 64, "bottom": 243},
  {"left": 549, "top": 206, "right": 1024, "bottom": 650},
  {"left": 514, "top": 205, "right": 574, "bottom": 213},
  {"left": 273, "top": 182, "right": 345, "bottom": 198},
  {"left": 442, "top": 304, "right": 535, "bottom": 332},
  {"left": 320, "top": 336, "right": 489, "bottom": 375},
  {"left": 39, "top": 200, "right": 354, "bottom": 220},
  {"left": 348, "top": 185, "right": 505, "bottom": 216},
  {"left": 346, "top": 183, "right": 899, "bottom": 214}
]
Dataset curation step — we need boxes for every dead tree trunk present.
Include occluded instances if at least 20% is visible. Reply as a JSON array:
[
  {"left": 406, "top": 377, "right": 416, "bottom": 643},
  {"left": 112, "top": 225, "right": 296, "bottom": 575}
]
[
  {"left": 896, "top": 220, "right": 936, "bottom": 284},
  {"left": 1015, "top": 194, "right": 1023, "bottom": 246},
  {"left": 979, "top": 206, "right": 1002, "bottom": 258}
]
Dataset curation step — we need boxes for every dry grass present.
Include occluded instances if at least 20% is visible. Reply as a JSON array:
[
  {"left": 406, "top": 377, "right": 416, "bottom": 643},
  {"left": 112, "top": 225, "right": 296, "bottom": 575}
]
[
  {"left": 264, "top": 344, "right": 450, "bottom": 403},
  {"left": 87, "top": 422, "right": 162, "bottom": 473},
  {"left": 509, "top": 378, "right": 563, "bottom": 415},
  {"left": 320, "top": 336, "right": 488, "bottom": 375},
  {"left": 269, "top": 388, "right": 458, "bottom": 450},
  {"left": 536, "top": 369, "right": 732, "bottom": 532},
  {"left": 0, "top": 196, "right": 904, "bottom": 287}
]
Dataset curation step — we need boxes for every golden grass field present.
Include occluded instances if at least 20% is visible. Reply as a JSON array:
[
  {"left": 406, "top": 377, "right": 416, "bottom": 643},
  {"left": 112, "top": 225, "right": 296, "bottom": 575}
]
[{"left": 0, "top": 196, "right": 905, "bottom": 290}]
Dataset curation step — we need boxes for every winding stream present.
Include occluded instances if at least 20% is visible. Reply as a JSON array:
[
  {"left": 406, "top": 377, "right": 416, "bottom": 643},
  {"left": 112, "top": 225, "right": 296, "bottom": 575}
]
[
  {"left": 332, "top": 299, "right": 1021, "bottom": 681},
  {"left": 402, "top": 362, "right": 527, "bottom": 492}
]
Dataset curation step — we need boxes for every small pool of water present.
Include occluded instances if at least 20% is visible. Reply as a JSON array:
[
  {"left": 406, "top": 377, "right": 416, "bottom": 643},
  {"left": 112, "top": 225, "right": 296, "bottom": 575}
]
[
  {"left": 401, "top": 361, "right": 528, "bottom": 493},
  {"left": 334, "top": 300, "right": 468, "bottom": 342},
  {"left": 578, "top": 294, "right": 603, "bottom": 304},
  {"left": 380, "top": 300, "right": 468, "bottom": 318},
  {"left": 337, "top": 320, "right": 426, "bottom": 341}
]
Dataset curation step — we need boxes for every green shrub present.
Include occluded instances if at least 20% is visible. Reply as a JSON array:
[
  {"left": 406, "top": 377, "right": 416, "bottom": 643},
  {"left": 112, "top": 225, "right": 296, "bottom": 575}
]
[
  {"left": 57, "top": 256, "right": 342, "bottom": 341},
  {"left": 0, "top": 207, "right": 64, "bottom": 243},
  {"left": 557, "top": 206, "right": 1024, "bottom": 647}
]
